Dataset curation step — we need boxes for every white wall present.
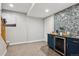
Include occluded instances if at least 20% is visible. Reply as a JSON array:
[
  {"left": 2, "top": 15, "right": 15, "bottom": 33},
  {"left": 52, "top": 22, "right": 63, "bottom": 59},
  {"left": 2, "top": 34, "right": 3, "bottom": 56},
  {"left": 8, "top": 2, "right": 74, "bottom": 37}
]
[
  {"left": 2, "top": 10, "right": 44, "bottom": 45},
  {"left": 2, "top": 11, "right": 28, "bottom": 44},
  {"left": 0, "top": 3, "right": 1, "bottom": 16},
  {"left": 44, "top": 16, "right": 54, "bottom": 41}
]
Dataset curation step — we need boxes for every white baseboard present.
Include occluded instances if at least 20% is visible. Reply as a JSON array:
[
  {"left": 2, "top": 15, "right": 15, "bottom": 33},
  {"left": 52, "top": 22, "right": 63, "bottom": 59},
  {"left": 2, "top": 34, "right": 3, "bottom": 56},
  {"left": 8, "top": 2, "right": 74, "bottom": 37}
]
[
  {"left": 10, "top": 39, "right": 46, "bottom": 46},
  {"left": 2, "top": 49, "right": 7, "bottom": 56},
  {"left": 43, "top": 38, "right": 47, "bottom": 42}
]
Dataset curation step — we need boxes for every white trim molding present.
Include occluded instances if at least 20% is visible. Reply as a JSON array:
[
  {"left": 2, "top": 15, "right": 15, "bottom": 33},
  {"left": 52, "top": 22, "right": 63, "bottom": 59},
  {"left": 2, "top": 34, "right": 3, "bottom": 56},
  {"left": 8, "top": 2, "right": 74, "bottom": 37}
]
[{"left": 10, "top": 39, "right": 46, "bottom": 46}]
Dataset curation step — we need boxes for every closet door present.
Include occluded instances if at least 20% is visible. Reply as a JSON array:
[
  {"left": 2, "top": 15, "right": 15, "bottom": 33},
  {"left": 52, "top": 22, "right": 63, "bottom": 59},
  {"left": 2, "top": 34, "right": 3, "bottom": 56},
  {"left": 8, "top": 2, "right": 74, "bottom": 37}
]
[
  {"left": 16, "top": 14, "right": 28, "bottom": 43},
  {"left": 27, "top": 17, "right": 44, "bottom": 42}
]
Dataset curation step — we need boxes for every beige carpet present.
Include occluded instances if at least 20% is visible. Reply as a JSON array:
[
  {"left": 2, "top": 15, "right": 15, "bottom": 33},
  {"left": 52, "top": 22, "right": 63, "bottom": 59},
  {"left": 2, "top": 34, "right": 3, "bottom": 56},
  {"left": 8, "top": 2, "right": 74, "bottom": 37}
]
[{"left": 5, "top": 41, "right": 60, "bottom": 56}]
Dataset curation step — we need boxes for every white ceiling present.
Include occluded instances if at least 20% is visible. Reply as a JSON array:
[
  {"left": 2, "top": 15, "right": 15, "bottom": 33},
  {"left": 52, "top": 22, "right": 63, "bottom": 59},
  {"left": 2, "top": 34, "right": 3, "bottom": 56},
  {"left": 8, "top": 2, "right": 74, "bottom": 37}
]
[
  {"left": 2, "top": 3, "right": 76, "bottom": 18},
  {"left": 2, "top": 3, "right": 32, "bottom": 13},
  {"left": 29, "top": 3, "right": 76, "bottom": 18}
]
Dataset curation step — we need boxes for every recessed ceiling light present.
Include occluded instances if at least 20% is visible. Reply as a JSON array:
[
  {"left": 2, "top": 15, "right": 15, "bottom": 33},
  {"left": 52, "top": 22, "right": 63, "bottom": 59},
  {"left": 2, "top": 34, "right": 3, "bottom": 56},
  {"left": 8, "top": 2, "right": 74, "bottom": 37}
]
[
  {"left": 9, "top": 4, "right": 14, "bottom": 8},
  {"left": 45, "top": 9, "right": 49, "bottom": 13}
]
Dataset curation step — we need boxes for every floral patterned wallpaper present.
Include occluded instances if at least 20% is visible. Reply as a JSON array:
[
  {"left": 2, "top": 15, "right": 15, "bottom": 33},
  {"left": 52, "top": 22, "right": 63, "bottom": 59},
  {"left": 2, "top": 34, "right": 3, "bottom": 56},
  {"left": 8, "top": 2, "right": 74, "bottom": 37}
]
[{"left": 54, "top": 4, "right": 79, "bottom": 35}]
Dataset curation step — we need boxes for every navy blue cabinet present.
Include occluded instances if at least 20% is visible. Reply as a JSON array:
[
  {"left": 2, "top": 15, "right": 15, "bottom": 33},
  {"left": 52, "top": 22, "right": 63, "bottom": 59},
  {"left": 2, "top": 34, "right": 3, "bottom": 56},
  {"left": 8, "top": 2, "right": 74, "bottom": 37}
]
[
  {"left": 48, "top": 34, "right": 55, "bottom": 49},
  {"left": 67, "top": 38, "right": 79, "bottom": 56},
  {"left": 48, "top": 34, "right": 79, "bottom": 56}
]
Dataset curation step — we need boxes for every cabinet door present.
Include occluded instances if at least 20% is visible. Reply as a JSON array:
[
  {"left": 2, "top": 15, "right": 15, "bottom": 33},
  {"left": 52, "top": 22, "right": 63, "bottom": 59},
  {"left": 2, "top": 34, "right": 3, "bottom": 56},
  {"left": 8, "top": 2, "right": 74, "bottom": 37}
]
[
  {"left": 67, "top": 38, "right": 79, "bottom": 56},
  {"left": 48, "top": 34, "right": 54, "bottom": 49}
]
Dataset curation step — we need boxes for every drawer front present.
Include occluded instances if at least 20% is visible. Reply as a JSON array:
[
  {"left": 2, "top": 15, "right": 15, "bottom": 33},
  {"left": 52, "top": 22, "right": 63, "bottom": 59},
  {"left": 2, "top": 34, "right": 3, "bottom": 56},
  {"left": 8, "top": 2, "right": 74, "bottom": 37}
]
[
  {"left": 67, "top": 38, "right": 79, "bottom": 46},
  {"left": 67, "top": 38, "right": 79, "bottom": 56},
  {"left": 67, "top": 38, "right": 79, "bottom": 42}
]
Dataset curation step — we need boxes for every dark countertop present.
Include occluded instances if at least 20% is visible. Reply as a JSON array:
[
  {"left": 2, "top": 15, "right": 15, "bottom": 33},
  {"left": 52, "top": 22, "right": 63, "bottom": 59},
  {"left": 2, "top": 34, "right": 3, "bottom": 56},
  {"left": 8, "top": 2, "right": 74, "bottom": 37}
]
[{"left": 50, "top": 34, "right": 79, "bottom": 39}]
